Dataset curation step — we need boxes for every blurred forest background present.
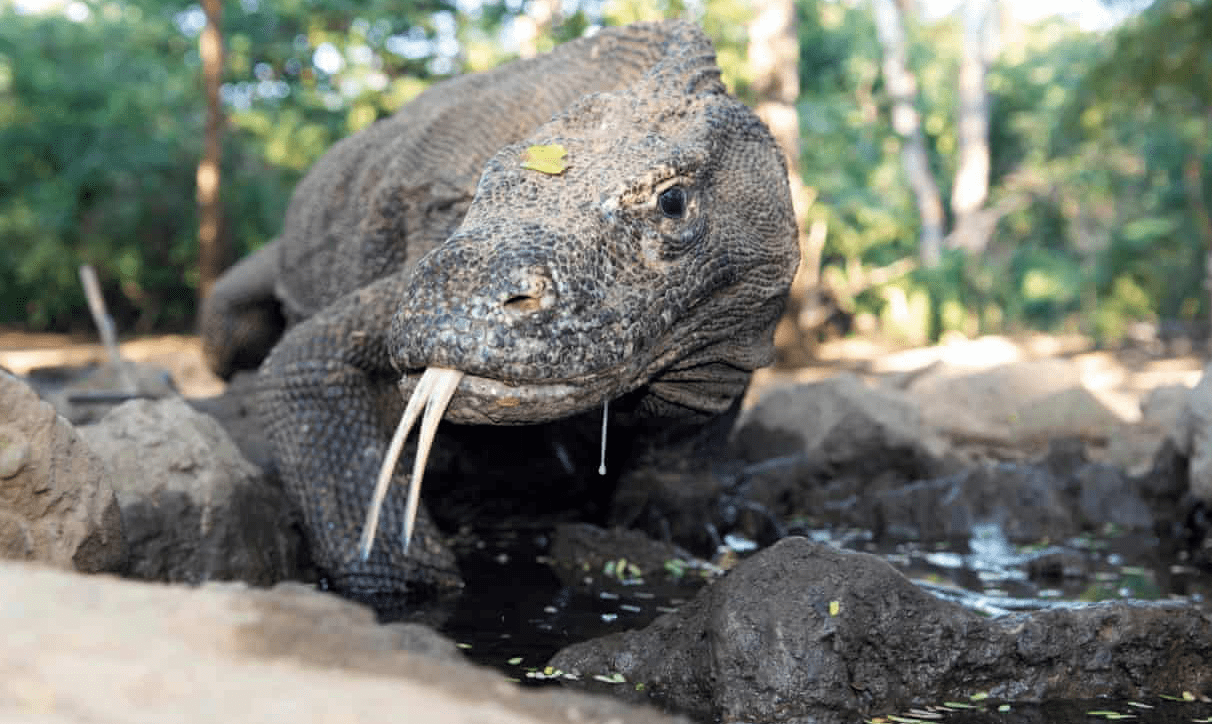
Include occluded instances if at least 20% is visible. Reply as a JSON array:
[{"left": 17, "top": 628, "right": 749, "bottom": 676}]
[{"left": 1, "top": 0, "right": 1209, "bottom": 354}]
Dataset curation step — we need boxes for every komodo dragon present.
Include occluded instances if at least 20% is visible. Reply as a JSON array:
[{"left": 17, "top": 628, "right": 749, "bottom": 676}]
[{"left": 199, "top": 19, "right": 798, "bottom": 603}]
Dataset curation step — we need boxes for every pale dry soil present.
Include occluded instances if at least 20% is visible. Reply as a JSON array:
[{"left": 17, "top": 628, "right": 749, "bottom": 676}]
[{"left": 3, "top": 329, "right": 1203, "bottom": 429}]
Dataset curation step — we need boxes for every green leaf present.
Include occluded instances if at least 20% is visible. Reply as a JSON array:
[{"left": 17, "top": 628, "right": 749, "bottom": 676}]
[{"left": 520, "top": 144, "right": 568, "bottom": 174}]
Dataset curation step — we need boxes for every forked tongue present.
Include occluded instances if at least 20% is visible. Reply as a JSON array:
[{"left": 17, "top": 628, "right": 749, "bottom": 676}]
[{"left": 358, "top": 367, "right": 464, "bottom": 561}]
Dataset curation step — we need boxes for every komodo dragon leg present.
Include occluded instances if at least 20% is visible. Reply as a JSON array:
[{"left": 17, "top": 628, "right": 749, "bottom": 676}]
[
  {"left": 256, "top": 273, "right": 461, "bottom": 600},
  {"left": 199, "top": 238, "right": 287, "bottom": 380}
]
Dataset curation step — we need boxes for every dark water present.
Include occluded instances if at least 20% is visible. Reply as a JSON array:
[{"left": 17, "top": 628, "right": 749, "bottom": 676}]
[
  {"left": 437, "top": 525, "right": 709, "bottom": 680},
  {"left": 436, "top": 523, "right": 1212, "bottom": 723}
]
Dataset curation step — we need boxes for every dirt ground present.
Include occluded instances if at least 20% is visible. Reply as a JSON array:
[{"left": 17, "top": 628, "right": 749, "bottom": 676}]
[
  {"left": 0, "top": 330, "right": 226, "bottom": 398},
  {"left": 2, "top": 329, "right": 1204, "bottom": 415}
]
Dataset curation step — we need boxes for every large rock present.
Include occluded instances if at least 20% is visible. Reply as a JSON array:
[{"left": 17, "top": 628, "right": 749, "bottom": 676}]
[
  {"left": 78, "top": 397, "right": 308, "bottom": 585},
  {"left": 0, "top": 560, "right": 688, "bottom": 724},
  {"left": 731, "top": 373, "right": 948, "bottom": 468},
  {"left": 870, "top": 444, "right": 1155, "bottom": 542},
  {"left": 719, "top": 376, "right": 950, "bottom": 540},
  {"left": 904, "top": 358, "right": 1126, "bottom": 452},
  {"left": 550, "top": 537, "right": 1212, "bottom": 724},
  {"left": 0, "top": 371, "right": 126, "bottom": 572}
]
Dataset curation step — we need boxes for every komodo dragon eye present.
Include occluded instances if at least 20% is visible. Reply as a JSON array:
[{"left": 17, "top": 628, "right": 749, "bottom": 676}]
[{"left": 657, "top": 186, "right": 687, "bottom": 218}]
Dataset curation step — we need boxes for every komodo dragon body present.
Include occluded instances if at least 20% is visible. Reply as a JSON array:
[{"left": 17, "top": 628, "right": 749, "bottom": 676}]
[{"left": 200, "top": 20, "right": 798, "bottom": 602}]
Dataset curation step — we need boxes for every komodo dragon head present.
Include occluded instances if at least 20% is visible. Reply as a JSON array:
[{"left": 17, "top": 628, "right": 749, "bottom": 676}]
[{"left": 360, "top": 34, "right": 799, "bottom": 556}]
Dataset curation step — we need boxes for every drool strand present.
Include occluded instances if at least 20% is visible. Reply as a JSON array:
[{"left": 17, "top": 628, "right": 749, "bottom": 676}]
[
  {"left": 358, "top": 367, "right": 463, "bottom": 560},
  {"left": 598, "top": 398, "right": 609, "bottom": 476}
]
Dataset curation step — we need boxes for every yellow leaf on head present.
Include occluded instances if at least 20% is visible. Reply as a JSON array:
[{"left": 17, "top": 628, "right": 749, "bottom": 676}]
[{"left": 521, "top": 144, "right": 568, "bottom": 175}]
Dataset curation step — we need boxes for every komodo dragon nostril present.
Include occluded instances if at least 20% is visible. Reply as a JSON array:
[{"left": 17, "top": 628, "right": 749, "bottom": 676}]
[
  {"left": 500, "top": 272, "right": 555, "bottom": 315},
  {"left": 502, "top": 294, "right": 544, "bottom": 313}
]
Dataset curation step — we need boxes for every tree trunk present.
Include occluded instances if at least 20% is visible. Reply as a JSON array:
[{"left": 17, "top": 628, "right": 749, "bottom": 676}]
[
  {"left": 870, "top": 0, "right": 946, "bottom": 267},
  {"left": 749, "top": 0, "right": 822, "bottom": 363},
  {"left": 196, "top": 0, "right": 225, "bottom": 303},
  {"left": 1191, "top": 109, "right": 1212, "bottom": 346},
  {"left": 948, "top": 0, "right": 997, "bottom": 255}
]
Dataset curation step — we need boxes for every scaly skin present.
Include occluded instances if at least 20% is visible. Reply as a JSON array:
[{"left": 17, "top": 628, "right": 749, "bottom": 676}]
[{"left": 204, "top": 21, "right": 798, "bottom": 602}]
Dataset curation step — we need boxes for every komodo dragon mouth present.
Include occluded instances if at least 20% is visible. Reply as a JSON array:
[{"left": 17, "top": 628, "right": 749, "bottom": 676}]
[{"left": 359, "top": 366, "right": 614, "bottom": 560}]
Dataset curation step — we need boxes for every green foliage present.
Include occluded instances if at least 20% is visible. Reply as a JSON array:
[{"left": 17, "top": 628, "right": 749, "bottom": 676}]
[
  {"left": 795, "top": 0, "right": 1212, "bottom": 345},
  {"left": 0, "top": 0, "right": 450, "bottom": 331},
  {"left": 0, "top": 5, "right": 201, "bottom": 328},
  {"left": 561, "top": 0, "right": 751, "bottom": 94},
  {"left": 4, "top": 0, "right": 1211, "bottom": 348}
]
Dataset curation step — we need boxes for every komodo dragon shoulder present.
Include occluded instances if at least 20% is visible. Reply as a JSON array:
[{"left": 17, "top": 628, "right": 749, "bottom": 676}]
[{"left": 200, "top": 19, "right": 798, "bottom": 604}]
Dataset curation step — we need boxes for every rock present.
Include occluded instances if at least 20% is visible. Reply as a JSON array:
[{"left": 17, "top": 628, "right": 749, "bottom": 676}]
[
  {"left": 1072, "top": 459, "right": 1155, "bottom": 530},
  {"left": 548, "top": 523, "right": 715, "bottom": 589},
  {"left": 78, "top": 397, "right": 309, "bottom": 585},
  {"left": 1105, "top": 382, "right": 1193, "bottom": 476},
  {"left": 721, "top": 376, "right": 950, "bottom": 539},
  {"left": 1010, "top": 386, "right": 1125, "bottom": 443},
  {"left": 731, "top": 373, "right": 948, "bottom": 468},
  {"left": 1141, "top": 383, "right": 1192, "bottom": 443},
  {"left": 0, "top": 560, "right": 689, "bottom": 724},
  {"left": 42, "top": 360, "right": 178, "bottom": 425},
  {"left": 871, "top": 462, "right": 1080, "bottom": 542},
  {"left": 904, "top": 358, "right": 1125, "bottom": 452},
  {"left": 870, "top": 451, "right": 1155, "bottom": 543},
  {"left": 187, "top": 370, "right": 276, "bottom": 472},
  {"left": 609, "top": 464, "right": 730, "bottom": 552},
  {"left": 0, "top": 371, "right": 126, "bottom": 572},
  {"left": 550, "top": 537, "right": 1212, "bottom": 724}
]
